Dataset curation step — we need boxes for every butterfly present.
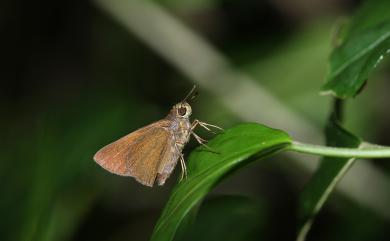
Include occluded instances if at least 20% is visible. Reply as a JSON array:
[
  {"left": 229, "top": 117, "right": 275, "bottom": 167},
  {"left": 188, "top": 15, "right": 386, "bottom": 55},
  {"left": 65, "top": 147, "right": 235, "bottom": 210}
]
[{"left": 93, "top": 86, "right": 222, "bottom": 187}]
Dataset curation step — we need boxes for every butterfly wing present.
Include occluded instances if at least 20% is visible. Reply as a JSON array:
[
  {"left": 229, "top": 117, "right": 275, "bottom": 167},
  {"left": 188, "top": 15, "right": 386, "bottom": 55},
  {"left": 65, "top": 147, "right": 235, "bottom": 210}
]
[{"left": 93, "top": 120, "right": 173, "bottom": 187}]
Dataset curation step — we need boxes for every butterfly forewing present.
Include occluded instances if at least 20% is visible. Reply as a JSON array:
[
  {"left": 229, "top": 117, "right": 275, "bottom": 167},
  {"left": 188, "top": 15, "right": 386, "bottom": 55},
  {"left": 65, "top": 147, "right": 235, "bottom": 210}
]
[{"left": 93, "top": 120, "right": 172, "bottom": 186}]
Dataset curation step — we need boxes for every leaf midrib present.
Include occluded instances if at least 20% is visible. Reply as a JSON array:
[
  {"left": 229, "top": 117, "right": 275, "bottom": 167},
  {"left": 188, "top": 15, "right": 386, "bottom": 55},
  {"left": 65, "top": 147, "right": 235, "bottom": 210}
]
[{"left": 330, "top": 30, "right": 390, "bottom": 79}]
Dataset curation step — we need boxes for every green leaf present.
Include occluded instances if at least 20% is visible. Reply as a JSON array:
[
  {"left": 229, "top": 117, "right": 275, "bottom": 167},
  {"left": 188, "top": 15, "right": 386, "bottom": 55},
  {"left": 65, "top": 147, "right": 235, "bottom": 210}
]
[
  {"left": 297, "top": 116, "right": 361, "bottom": 241},
  {"left": 175, "top": 195, "right": 265, "bottom": 241},
  {"left": 150, "top": 123, "right": 291, "bottom": 241},
  {"left": 321, "top": 0, "right": 390, "bottom": 98}
]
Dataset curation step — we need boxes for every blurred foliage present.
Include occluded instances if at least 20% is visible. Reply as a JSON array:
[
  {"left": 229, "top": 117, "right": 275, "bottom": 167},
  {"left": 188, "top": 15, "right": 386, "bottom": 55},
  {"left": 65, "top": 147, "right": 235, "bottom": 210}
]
[
  {"left": 1, "top": 0, "right": 390, "bottom": 241},
  {"left": 175, "top": 195, "right": 266, "bottom": 241}
]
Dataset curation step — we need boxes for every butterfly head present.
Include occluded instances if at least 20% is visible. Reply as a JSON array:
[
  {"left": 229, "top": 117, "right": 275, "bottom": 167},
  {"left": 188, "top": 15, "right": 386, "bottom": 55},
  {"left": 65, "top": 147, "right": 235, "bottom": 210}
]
[{"left": 173, "top": 102, "right": 192, "bottom": 119}]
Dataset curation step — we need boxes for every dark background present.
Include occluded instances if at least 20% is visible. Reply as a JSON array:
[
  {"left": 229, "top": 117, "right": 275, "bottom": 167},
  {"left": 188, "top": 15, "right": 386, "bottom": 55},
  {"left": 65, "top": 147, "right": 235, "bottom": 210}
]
[{"left": 1, "top": 0, "right": 390, "bottom": 241}]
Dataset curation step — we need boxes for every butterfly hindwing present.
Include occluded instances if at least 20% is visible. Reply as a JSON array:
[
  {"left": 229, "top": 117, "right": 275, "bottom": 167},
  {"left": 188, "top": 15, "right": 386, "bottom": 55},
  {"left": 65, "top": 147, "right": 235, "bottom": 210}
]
[{"left": 93, "top": 120, "right": 172, "bottom": 186}]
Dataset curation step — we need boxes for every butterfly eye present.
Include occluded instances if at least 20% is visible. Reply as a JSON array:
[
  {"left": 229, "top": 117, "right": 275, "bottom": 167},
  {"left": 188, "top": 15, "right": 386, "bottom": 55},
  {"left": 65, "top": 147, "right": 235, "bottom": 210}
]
[{"left": 178, "top": 106, "right": 187, "bottom": 116}]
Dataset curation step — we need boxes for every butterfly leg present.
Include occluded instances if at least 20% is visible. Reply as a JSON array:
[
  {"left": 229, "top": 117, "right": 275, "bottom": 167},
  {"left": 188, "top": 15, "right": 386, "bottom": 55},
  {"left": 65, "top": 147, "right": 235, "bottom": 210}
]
[
  {"left": 191, "top": 131, "right": 214, "bottom": 152},
  {"left": 191, "top": 119, "right": 222, "bottom": 153},
  {"left": 175, "top": 143, "right": 187, "bottom": 181},
  {"left": 191, "top": 119, "right": 223, "bottom": 134}
]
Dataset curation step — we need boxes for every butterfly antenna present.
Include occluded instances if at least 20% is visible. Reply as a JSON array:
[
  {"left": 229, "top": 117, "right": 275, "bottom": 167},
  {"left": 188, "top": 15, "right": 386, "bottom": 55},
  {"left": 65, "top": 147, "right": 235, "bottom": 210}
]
[{"left": 182, "top": 85, "right": 197, "bottom": 102}]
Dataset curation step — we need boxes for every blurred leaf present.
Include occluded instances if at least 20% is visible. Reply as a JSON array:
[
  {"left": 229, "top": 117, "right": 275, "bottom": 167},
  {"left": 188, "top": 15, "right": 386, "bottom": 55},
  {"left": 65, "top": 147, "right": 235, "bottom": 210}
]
[
  {"left": 241, "top": 21, "right": 332, "bottom": 125},
  {"left": 325, "top": 196, "right": 389, "bottom": 241},
  {"left": 344, "top": 0, "right": 390, "bottom": 36},
  {"left": 175, "top": 195, "right": 265, "bottom": 241},
  {"left": 297, "top": 115, "right": 361, "bottom": 241},
  {"left": 151, "top": 123, "right": 291, "bottom": 241},
  {"left": 16, "top": 97, "right": 140, "bottom": 241},
  {"left": 321, "top": 0, "right": 390, "bottom": 98}
]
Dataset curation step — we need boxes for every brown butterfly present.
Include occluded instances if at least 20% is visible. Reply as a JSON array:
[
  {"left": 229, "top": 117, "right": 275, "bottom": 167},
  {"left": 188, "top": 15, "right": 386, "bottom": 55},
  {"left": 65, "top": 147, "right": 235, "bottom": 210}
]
[{"left": 93, "top": 86, "right": 222, "bottom": 187}]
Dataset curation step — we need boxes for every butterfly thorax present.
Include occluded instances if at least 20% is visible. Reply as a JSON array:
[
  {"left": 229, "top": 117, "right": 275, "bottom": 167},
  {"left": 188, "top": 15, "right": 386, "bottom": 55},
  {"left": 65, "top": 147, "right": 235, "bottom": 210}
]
[
  {"left": 171, "top": 117, "right": 191, "bottom": 149},
  {"left": 166, "top": 109, "right": 192, "bottom": 149},
  {"left": 155, "top": 104, "right": 192, "bottom": 185}
]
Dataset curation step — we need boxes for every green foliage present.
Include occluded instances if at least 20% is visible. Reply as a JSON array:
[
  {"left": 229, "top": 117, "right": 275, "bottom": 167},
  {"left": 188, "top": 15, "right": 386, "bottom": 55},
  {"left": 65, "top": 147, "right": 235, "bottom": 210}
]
[
  {"left": 322, "top": 0, "right": 390, "bottom": 98},
  {"left": 150, "top": 124, "right": 291, "bottom": 241},
  {"left": 297, "top": 112, "right": 361, "bottom": 241},
  {"left": 322, "top": 22, "right": 390, "bottom": 97}
]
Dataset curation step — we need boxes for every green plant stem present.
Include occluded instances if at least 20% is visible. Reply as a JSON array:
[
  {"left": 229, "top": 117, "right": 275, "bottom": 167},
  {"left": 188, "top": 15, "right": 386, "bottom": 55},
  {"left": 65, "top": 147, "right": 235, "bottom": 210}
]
[{"left": 290, "top": 141, "right": 390, "bottom": 158}]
